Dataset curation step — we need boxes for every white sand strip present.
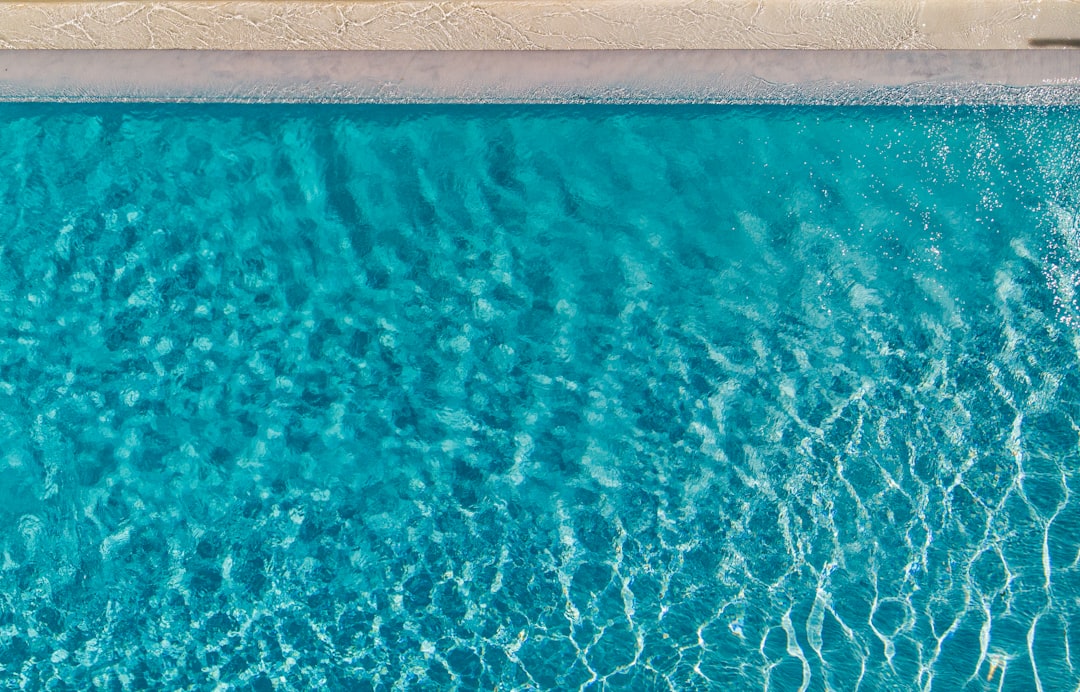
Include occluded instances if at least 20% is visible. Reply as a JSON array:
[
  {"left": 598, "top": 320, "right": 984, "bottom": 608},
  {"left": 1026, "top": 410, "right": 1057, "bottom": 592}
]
[{"left": 0, "top": 0, "right": 1078, "bottom": 51}]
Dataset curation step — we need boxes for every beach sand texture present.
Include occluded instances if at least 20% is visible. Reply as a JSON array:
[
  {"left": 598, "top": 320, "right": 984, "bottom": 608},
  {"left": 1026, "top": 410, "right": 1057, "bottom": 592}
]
[{"left": 1, "top": 0, "right": 1079, "bottom": 50}]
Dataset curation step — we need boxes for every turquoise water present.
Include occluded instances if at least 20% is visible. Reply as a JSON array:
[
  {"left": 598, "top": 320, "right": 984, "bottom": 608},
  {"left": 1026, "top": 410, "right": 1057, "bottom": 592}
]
[{"left": 1, "top": 104, "right": 1079, "bottom": 690}]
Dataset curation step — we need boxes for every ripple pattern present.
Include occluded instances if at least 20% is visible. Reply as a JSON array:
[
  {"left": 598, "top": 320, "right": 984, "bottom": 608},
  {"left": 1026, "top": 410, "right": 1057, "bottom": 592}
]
[{"left": 0, "top": 104, "right": 1078, "bottom": 690}]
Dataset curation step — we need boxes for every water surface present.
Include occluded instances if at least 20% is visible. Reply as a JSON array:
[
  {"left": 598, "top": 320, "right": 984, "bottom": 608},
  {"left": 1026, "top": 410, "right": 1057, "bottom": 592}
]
[{"left": 0, "top": 104, "right": 1078, "bottom": 690}]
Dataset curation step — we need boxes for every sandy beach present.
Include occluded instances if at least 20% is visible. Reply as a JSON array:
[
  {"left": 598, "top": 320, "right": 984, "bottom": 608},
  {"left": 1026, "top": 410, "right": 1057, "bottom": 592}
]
[
  {"left": 1, "top": 0, "right": 1079, "bottom": 51},
  {"left": 0, "top": 3, "right": 1078, "bottom": 101}
]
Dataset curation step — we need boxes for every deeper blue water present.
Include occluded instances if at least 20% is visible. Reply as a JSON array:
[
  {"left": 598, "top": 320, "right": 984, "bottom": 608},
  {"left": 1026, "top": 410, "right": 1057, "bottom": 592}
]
[{"left": 0, "top": 104, "right": 1079, "bottom": 690}]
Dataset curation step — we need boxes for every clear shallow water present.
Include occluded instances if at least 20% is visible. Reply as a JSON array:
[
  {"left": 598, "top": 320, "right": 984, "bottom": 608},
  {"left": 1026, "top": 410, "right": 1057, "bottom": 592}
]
[{"left": 0, "top": 103, "right": 1079, "bottom": 690}]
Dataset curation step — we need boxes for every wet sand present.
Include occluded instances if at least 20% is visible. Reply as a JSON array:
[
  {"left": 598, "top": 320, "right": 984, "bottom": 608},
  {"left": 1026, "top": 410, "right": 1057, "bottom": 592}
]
[{"left": 1, "top": 49, "right": 1079, "bottom": 103}]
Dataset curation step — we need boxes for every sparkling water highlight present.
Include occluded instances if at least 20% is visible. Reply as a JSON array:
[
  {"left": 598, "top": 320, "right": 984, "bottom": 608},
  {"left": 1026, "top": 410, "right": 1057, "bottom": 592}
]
[{"left": 0, "top": 104, "right": 1079, "bottom": 690}]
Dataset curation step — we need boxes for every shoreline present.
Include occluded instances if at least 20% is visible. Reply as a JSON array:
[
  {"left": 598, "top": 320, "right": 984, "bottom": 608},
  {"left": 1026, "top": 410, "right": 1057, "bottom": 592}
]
[
  {"left": 2, "top": 1, "right": 1078, "bottom": 103},
  {"left": 2, "top": 49, "right": 1079, "bottom": 104}
]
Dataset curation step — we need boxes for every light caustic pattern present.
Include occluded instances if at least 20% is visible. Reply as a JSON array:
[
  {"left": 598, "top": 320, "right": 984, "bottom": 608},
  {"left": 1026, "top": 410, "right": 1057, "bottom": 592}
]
[{"left": 0, "top": 104, "right": 1078, "bottom": 690}]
